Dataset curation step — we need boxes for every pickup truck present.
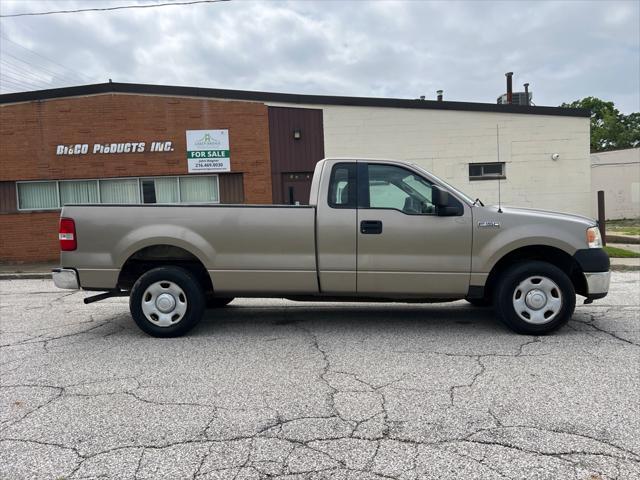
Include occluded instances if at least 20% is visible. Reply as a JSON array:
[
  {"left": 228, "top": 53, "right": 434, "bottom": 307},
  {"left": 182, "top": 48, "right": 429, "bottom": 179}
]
[{"left": 53, "top": 158, "right": 610, "bottom": 337}]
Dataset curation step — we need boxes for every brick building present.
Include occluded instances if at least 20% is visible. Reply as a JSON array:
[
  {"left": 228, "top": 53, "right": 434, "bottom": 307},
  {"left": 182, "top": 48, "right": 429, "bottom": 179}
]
[{"left": 0, "top": 82, "right": 589, "bottom": 263}]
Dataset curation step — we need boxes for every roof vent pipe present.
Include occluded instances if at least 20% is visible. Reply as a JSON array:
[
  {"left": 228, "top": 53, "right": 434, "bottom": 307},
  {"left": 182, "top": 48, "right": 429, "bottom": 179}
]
[
  {"left": 505, "top": 72, "right": 513, "bottom": 104},
  {"left": 436, "top": 90, "right": 443, "bottom": 102},
  {"left": 523, "top": 83, "right": 530, "bottom": 106}
]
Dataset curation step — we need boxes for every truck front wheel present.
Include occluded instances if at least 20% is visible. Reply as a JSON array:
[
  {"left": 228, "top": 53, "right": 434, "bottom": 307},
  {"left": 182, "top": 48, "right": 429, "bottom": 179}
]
[
  {"left": 494, "top": 261, "right": 575, "bottom": 335},
  {"left": 129, "top": 266, "right": 205, "bottom": 337}
]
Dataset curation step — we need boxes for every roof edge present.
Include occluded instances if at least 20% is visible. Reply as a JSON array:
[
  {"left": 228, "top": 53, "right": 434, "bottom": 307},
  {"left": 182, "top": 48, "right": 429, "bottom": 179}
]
[{"left": 0, "top": 82, "right": 591, "bottom": 117}]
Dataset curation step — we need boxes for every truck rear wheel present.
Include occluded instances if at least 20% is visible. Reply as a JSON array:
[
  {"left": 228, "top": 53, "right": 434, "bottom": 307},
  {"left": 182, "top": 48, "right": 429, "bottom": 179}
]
[
  {"left": 494, "top": 261, "right": 575, "bottom": 335},
  {"left": 129, "top": 266, "right": 205, "bottom": 337}
]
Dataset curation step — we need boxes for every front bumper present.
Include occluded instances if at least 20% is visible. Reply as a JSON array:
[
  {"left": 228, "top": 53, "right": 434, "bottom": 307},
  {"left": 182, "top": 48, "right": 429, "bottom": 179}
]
[
  {"left": 52, "top": 268, "right": 79, "bottom": 290},
  {"left": 574, "top": 248, "right": 610, "bottom": 300},
  {"left": 583, "top": 271, "right": 610, "bottom": 299}
]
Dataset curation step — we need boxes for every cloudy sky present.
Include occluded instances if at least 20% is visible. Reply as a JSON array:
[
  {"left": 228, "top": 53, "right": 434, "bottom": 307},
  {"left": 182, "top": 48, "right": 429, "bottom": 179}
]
[{"left": 1, "top": 0, "right": 638, "bottom": 112}]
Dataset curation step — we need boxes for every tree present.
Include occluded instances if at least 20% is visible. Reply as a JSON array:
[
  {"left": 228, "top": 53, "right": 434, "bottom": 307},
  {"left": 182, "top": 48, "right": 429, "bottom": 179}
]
[{"left": 560, "top": 97, "right": 639, "bottom": 152}]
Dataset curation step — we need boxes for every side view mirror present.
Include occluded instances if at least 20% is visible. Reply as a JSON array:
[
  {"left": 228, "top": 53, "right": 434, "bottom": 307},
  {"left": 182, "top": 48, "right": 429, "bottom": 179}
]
[
  {"left": 432, "top": 186, "right": 461, "bottom": 216},
  {"left": 431, "top": 186, "right": 449, "bottom": 208}
]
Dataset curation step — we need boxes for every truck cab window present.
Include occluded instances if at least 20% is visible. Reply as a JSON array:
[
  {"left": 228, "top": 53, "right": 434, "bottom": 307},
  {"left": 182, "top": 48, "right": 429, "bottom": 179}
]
[
  {"left": 328, "top": 163, "right": 357, "bottom": 208},
  {"left": 367, "top": 164, "right": 435, "bottom": 214}
]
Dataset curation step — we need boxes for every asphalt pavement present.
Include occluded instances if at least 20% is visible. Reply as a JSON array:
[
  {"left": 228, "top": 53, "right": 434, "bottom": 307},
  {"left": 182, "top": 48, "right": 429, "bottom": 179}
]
[{"left": 1, "top": 273, "right": 639, "bottom": 479}]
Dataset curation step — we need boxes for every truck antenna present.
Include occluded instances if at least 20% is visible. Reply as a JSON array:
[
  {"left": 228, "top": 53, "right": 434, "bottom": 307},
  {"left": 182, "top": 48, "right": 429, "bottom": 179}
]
[{"left": 496, "top": 124, "right": 502, "bottom": 213}]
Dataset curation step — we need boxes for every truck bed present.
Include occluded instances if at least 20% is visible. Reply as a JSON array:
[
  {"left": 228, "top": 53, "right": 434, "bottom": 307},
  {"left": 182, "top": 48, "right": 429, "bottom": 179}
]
[{"left": 61, "top": 204, "right": 319, "bottom": 294}]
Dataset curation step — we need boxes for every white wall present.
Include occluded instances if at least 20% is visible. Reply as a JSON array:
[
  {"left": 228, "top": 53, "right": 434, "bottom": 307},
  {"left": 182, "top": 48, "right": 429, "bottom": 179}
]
[
  {"left": 269, "top": 102, "right": 592, "bottom": 217},
  {"left": 318, "top": 106, "right": 592, "bottom": 217},
  {"left": 591, "top": 148, "right": 640, "bottom": 220}
]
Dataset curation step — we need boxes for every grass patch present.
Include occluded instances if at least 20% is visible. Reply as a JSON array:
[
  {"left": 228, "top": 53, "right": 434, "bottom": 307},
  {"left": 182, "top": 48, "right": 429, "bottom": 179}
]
[
  {"left": 604, "top": 246, "right": 640, "bottom": 258},
  {"left": 606, "top": 218, "right": 640, "bottom": 236}
]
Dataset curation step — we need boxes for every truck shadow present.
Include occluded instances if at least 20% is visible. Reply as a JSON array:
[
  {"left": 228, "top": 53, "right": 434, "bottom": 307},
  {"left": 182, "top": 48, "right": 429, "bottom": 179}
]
[{"left": 195, "top": 301, "right": 509, "bottom": 335}]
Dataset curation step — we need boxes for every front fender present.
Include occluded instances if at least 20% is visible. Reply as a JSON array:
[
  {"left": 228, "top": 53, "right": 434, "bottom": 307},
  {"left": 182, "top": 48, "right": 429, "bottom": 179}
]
[{"left": 473, "top": 224, "right": 578, "bottom": 274}]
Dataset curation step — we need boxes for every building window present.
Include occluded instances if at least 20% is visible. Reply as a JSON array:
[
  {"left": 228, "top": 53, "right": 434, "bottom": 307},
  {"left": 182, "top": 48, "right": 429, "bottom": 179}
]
[
  {"left": 141, "top": 177, "right": 179, "bottom": 204},
  {"left": 99, "top": 178, "right": 140, "bottom": 204},
  {"left": 17, "top": 182, "right": 59, "bottom": 210},
  {"left": 469, "top": 162, "right": 505, "bottom": 180},
  {"left": 16, "top": 175, "right": 220, "bottom": 210},
  {"left": 60, "top": 180, "right": 99, "bottom": 205},
  {"left": 179, "top": 176, "right": 219, "bottom": 203}
]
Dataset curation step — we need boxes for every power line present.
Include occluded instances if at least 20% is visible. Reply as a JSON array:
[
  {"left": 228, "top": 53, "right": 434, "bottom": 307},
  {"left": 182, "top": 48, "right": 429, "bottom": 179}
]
[
  {"left": 0, "top": 35, "right": 92, "bottom": 82},
  {"left": 0, "top": 0, "right": 229, "bottom": 18},
  {"left": 0, "top": 76, "right": 45, "bottom": 91},
  {"left": 0, "top": 71, "right": 50, "bottom": 90},
  {"left": 0, "top": 62, "right": 54, "bottom": 87},
  {"left": 1, "top": 51, "right": 85, "bottom": 84},
  {"left": 1, "top": 56, "right": 63, "bottom": 84}
]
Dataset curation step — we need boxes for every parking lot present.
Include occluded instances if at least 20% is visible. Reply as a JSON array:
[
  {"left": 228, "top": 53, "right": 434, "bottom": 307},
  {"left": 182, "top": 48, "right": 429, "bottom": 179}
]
[{"left": 1, "top": 273, "right": 639, "bottom": 479}]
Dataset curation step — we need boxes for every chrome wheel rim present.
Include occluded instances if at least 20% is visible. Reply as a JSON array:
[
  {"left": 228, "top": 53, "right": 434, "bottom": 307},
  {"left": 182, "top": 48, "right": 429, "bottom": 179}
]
[
  {"left": 141, "top": 281, "right": 187, "bottom": 327},
  {"left": 512, "top": 275, "right": 562, "bottom": 324}
]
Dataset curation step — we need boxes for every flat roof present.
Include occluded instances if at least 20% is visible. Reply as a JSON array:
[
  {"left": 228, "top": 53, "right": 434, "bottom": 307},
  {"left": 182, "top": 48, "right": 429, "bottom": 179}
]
[{"left": 0, "top": 82, "right": 590, "bottom": 117}]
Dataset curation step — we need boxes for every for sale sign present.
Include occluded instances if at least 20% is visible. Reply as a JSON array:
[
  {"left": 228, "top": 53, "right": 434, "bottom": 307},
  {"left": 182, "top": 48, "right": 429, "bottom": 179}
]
[{"left": 186, "top": 130, "right": 230, "bottom": 173}]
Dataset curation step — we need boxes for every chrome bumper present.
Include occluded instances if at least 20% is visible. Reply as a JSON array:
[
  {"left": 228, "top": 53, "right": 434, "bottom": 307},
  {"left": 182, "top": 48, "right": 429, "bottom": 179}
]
[
  {"left": 52, "top": 268, "right": 79, "bottom": 290},
  {"left": 584, "top": 271, "right": 610, "bottom": 297}
]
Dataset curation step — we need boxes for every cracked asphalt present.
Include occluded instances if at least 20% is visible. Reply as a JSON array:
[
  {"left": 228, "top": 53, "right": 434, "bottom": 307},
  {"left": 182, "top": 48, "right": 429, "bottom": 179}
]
[{"left": 1, "top": 273, "right": 639, "bottom": 480}]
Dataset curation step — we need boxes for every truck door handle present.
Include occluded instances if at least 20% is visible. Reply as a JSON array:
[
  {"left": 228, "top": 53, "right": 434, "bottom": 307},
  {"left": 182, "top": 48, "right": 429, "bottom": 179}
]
[{"left": 360, "top": 220, "right": 383, "bottom": 234}]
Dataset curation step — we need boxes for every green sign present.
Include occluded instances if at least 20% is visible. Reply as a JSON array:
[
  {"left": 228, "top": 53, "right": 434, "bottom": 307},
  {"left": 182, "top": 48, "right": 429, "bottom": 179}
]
[{"left": 185, "top": 130, "right": 230, "bottom": 172}]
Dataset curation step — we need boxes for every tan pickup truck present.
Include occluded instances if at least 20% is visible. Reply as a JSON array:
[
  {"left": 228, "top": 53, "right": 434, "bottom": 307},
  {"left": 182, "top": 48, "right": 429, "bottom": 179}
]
[{"left": 53, "top": 158, "right": 610, "bottom": 337}]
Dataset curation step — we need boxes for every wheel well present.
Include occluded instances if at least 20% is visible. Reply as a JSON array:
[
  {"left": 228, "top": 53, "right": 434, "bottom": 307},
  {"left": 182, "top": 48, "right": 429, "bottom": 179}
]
[
  {"left": 117, "top": 245, "right": 213, "bottom": 294},
  {"left": 484, "top": 245, "right": 587, "bottom": 299}
]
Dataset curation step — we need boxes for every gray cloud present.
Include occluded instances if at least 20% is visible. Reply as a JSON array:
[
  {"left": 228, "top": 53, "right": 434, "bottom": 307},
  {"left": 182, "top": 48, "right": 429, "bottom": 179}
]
[{"left": 1, "top": 0, "right": 638, "bottom": 112}]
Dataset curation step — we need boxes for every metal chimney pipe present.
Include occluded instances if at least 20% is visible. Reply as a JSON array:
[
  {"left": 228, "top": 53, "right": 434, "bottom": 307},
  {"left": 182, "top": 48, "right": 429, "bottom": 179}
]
[
  {"left": 505, "top": 72, "right": 513, "bottom": 104},
  {"left": 436, "top": 90, "right": 443, "bottom": 101},
  {"left": 523, "top": 83, "right": 530, "bottom": 106}
]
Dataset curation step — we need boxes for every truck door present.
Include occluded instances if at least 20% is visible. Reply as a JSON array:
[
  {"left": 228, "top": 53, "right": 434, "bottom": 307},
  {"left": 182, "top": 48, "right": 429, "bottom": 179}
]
[
  {"left": 356, "top": 162, "right": 472, "bottom": 296},
  {"left": 315, "top": 161, "right": 358, "bottom": 293}
]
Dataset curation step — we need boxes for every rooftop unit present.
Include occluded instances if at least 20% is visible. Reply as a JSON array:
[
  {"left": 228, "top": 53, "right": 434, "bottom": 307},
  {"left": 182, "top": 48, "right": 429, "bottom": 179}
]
[
  {"left": 498, "top": 72, "right": 532, "bottom": 106},
  {"left": 497, "top": 91, "right": 532, "bottom": 106}
]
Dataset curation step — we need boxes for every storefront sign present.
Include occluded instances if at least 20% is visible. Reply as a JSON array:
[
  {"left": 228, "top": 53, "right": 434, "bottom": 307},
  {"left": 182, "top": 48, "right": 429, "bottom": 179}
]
[
  {"left": 186, "top": 130, "right": 230, "bottom": 173},
  {"left": 56, "top": 141, "right": 174, "bottom": 155}
]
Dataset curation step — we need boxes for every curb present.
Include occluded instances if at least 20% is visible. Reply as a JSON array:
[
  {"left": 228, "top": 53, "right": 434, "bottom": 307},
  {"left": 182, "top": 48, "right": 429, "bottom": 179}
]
[
  {"left": 0, "top": 273, "right": 52, "bottom": 280},
  {"left": 607, "top": 235, "right": 640, "bottom": 245},
  {"left": 610, "top": 264, "right": 640, "bottom": 272}
]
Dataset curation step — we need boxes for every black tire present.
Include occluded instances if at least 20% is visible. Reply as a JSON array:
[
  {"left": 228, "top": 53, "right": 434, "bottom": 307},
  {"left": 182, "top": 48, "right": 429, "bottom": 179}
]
[
  {"left": 129, "top": 266, "right": 205, "bottom": 337},
  {"left": 493, "top": 261, "right": 575, "bottom": 335},
  {"left": 466, "top": 297, "right": 493, "bottom": 308},
  {"left": 205, "top": 294, "right": 234, "bottom": 309}
]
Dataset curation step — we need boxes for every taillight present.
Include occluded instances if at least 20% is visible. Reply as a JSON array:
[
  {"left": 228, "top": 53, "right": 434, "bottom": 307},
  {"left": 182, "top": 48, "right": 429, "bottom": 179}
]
[{"left": 59, "top": 218, "right": 77, "bottom": 251}]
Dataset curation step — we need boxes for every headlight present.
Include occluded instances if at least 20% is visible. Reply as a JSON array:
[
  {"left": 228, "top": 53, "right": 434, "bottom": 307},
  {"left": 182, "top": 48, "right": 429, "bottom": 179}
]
[{"left": 586, "top": 226, "right": 603, "bottom": 248}]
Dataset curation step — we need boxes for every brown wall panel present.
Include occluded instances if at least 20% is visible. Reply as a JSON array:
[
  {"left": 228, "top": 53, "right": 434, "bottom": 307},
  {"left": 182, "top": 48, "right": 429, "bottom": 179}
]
[
  {"left": 0, "top": 182, "right": 17, "bottom": 213},
  {"left": 268, "top": 107, "right": 324, "bottom": 203},
  {"left": 219, "top": 173, "right": 244, "bottom": 204}
]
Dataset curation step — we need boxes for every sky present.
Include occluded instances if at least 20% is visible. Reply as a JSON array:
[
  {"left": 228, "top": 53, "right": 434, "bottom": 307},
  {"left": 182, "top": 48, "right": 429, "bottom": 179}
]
[{"left": 0, "top": 0, "right": 638, "bottom": 113}]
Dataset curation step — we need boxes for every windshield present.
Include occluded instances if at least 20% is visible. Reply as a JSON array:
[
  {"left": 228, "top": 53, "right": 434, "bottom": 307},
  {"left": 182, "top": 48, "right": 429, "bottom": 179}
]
[{"left": 411, "top": 163, "right": 476, "bottom": 205}]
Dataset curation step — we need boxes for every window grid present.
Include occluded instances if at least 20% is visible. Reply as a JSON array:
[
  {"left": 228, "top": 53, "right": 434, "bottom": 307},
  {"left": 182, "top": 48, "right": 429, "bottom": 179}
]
[
  {"left": 16, "top": 175, "right": 220, "bottom": 211},
  {"left": 468, "top": 162, "right": 506, "bottom": 181}
]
